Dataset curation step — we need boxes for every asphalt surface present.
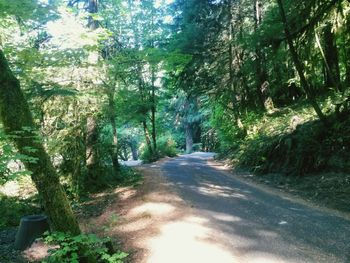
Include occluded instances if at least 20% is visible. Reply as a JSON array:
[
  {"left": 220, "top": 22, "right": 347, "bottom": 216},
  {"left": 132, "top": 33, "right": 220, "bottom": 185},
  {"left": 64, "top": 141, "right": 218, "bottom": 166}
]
[{"left": 161, "top": 152, "right": 350, "bottom": 263}]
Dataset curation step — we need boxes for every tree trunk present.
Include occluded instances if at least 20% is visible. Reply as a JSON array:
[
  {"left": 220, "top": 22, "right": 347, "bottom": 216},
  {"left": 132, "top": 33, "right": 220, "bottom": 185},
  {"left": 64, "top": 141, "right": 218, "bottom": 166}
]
[
  {"left": 0, "top": 50, "right": 80, "bottom": 235},
  {"left": 277, "top": 0, "right": 327, "bottom": 124},
  {"left": 315, "top": 29, "right": 342, "bottom": 93},
  {"left": 227, "top": 0, "right": 246, "bottom": 132},
  {"left": 130, "top": 140, "right": 138, "bottom": 160},
  {"left": 151, "top": 68, "right": 157, "bottom": 152},
  {"left": 88, "top": 0, "right": 99, "bottom": 29},
  {"left": 142, "top": 120, "right": 153, "bottom": 154},
  {"left": 254, "top": 0, "right": 267, "bottom": 109},
  {"left": 128, "top": 0, "right": 156, "bottom": 158},
  {"left": 86, "top": 116, "right": 99, "bottom": 183},
  {"left": 185, "top": 122, "right": 193, "bottom": 154},
  {"left": 85, "top": 0, "right": 102, "bottom": 185},
  {"left": 107, "top": 90, "right": 120, "bottom": 176},
  {"left": 323, "top": 22, "right": 341, "bottom": 91},
  {"left": 343, "top": 35, "right": 350, "bottom": 87}
]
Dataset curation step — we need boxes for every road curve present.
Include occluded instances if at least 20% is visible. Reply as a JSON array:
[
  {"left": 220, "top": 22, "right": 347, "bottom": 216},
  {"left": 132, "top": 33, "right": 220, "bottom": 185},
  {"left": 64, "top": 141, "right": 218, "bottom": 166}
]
[{"left": 161, "top": 152, "right": 350, "bottom": 263}]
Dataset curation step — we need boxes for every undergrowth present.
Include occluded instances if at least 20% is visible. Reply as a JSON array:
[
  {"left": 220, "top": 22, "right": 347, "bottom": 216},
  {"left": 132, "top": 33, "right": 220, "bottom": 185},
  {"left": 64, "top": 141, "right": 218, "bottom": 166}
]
[
  {"left": 0, "top": 193, "right": 41, "bottom": 230},
  {"left": 141, "top": 135, "right": 177, "bottom": 163},
  {"left": 43, "top": 232, "right": 128, "bottom": 263},
  {"left": 221, "top": 98, "right": 350, "bottom": 176},
  {"left": 217, "top": 95, "right": 350, "bottom": 212}
]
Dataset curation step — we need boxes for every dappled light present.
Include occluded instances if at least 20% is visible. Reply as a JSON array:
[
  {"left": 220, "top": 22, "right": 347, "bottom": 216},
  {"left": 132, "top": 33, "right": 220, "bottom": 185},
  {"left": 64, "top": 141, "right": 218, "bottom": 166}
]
[
  {"left": 211, "top": 212, "right": 241, "bottom": 223},
  {"left": 1, "top": 0, "right": 350, "bottom": 262},
  {"left": 196, "top": 184, "right": 248, "bottom": 199},
  {"left": 23, "top": 240, "right": 58, "bottom": 262},
  {"left": 129, "top": 202, "right": 175, "bottom": 216},
  {"left": 147, "top": 218, "right": 237, "bottom": 263}
]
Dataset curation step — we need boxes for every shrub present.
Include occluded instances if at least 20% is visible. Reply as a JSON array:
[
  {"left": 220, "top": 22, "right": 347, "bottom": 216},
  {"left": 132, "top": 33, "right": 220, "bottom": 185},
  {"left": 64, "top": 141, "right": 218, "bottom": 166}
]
[
  {"left": 0, "top": 193, "right": 41, "bottom": 230},
  {"left": 43, "top": 232, "right": 128, "bottom": 263},
  {"left": 140, "top": 135, "right": 178, "bottom": 163},
  {"left": 157, "top": 136, "right": 177, "bottom": 158},
  {"left": 238, "top": 115, "right": 350, "bottom": 176},
  {"left": 140, "top": 146, "right": 159, "bottom": 163}
]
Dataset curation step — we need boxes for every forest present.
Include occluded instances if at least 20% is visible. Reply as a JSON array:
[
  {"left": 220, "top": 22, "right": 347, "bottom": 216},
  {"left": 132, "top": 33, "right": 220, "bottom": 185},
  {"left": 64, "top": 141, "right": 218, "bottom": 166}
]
[{"left": 0, "top": 0, "right": 350, "bottom": 262}]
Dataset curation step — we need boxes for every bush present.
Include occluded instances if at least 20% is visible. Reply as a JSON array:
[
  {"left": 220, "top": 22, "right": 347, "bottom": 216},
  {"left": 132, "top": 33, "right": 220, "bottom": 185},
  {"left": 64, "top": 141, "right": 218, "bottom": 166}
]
[
  {"left": 157, "top": 136, "right": 178, "bottom": 158},
  {"left": 237, "top": 115, "right": 350, "bottom": 176},
  {"left": 43, "top": 232, "right": 128, "bottom": 263},
  {"left": 140, "top": 146, "right": 159, "bottom": 163},
  {"left": 140, "top": 135, "right": 178, "bottom": 163},
  {"left": 0, "top": 193, "right": 41, "bottom": 230}
]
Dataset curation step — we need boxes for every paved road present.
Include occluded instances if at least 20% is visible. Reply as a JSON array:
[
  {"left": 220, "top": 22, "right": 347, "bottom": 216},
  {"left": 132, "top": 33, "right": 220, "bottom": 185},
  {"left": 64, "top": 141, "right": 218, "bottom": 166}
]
[{"left": 161, "top": 152, "right": 350, "bottom": 263}]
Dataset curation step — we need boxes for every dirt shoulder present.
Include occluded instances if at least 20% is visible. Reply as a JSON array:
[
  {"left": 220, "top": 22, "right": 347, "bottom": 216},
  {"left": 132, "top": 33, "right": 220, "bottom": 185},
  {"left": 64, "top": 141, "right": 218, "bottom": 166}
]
[
  {"left": 214, "top": 159, "right": 350, "bottom": 220},
  {"left": 81, "top": 158, "right": 195, "bottom": 262}
]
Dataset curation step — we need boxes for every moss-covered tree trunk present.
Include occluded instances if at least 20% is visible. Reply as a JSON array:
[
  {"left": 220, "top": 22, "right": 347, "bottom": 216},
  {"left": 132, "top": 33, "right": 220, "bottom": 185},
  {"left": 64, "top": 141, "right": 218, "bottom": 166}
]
[
  {"left": 85, "top": 116, "right": 100, "bottom": 184},
  {"left": 0, "top": 50, "right": 80, "bottom": 235},
  {"left": 85, "top": 0, "right": 102, "bottom": 188}
]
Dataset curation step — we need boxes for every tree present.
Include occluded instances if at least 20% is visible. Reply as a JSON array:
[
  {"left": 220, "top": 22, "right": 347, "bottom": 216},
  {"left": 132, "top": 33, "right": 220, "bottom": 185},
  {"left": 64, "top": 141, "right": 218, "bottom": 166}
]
[
  {"left": 276, "top": 0, "right": 327, "bottom": 123},
  {"left": 0, "top": 50, "right": 80, "bottom": 234}
]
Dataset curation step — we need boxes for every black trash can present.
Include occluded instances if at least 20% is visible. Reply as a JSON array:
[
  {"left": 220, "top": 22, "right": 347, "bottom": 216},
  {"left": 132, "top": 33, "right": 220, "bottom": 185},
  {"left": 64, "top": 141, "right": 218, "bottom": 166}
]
[{"left": 14, "top": 215, "right": 50, "bottom": 250}]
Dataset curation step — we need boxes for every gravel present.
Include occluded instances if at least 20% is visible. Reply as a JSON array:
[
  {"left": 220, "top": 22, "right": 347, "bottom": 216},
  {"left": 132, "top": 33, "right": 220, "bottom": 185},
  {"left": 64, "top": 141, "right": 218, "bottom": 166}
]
[{"left": 0, "top": 228, "right": 25, "bottom": 263}]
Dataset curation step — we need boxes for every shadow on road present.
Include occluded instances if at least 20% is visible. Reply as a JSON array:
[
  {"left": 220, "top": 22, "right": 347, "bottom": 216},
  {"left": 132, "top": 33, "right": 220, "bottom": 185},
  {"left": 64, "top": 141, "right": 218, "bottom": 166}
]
[{"left": 160, "top": 152, "right": 350, "bottom": 263}]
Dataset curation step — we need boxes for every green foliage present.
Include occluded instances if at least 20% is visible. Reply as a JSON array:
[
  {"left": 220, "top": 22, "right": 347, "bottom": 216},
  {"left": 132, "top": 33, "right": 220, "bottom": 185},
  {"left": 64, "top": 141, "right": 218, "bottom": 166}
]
[
  {"left": 0, "top": 129, "right": 38, "bottom": 184},
  {"left": 43, "top": 232, "right": 128, "bottom": 263},
  {"left": 232, "top": 105, "right": 350, "bottom": 176},
  {"left": 140, "top": 146, "right": 159, "bottom": 163},
  {"left": 157, "top": 135, "right": 178, "bottom": 158},
  {"left": 118, "top": 166, "right": 143, "bottom": 187},
  {"left": 0, "top": 193, "right": 40, "bottom": 230},
  {"left": 140, "top": 135, "right": 178, "bottom": 162},
  {"left": 0, "top": 0, "right": 44, "bottom": 19}
]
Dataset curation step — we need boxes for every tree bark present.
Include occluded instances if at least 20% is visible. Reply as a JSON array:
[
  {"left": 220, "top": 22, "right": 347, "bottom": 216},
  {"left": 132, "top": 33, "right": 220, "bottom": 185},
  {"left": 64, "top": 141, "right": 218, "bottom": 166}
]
[
  {"left": 142, "top": 120, "right": 153, "bottom": 154},
  {"left": 253, "top": 0, "right": 267, "bottom": 109},
  {"left": 88, "top": 0, "right": 99, "bottom": 29},
  {"left": 277, "top": 0, "right": 327, "bottom": 124},
  {"left": 227, "top": 0, "right": 246, "bottom": 132},
  {"left": 151, "top": 67, "right": 157, "bottom": 152},
  {"left": 183, "top": 96, "right": 195, "bottom": 154},
  {"left": 85, "top": 0, "right": 102, "bottom": 185},
  {"left": 185, "top": 122, "right": 193, "bottom": 154},
  {"left": 130, "top": 140, "right": 138, "bottom": 160},
  {"left": 85, "top": 116, "right": 99, "bottom": 183},
  {"left": 107, "top": 89, "right": 120, "bottom": 176},
  {"left": 315, "top": 29, "right": 342, "bottom": 93},
  {"left": 323, "top": 22, "right": 341, "bottom": 91},
  {"left": 0, "top": 50, "right": 80, "bottom": 235},
  {"left": 343, "top": 33, "right": 350, "bottom": 87},
  {"left": 149, "top": 7, "right": 157, "bottom": 153},
  {"left": 128, "top": 0, "right": 156, "bottom": 158}
]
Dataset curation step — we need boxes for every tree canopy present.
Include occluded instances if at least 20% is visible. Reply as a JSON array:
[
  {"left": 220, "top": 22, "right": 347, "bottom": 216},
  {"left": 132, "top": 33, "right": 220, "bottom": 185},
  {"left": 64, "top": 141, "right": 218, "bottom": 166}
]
[{"left": 0, "top": 0, "right": 350, "bottom": 260}]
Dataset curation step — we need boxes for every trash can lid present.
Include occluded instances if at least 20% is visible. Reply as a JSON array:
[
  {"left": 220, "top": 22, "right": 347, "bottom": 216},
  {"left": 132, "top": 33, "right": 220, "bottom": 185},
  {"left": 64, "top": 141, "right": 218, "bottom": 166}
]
[{"left": 21, "top": 215, "right": 47, "bottom": 222}]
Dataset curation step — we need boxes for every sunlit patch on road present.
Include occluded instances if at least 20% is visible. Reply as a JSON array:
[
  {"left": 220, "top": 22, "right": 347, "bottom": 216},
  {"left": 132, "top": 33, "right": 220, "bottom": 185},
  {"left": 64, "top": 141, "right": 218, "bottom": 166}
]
[
  {"left": 195, "top": 183, "right": 248, "bottom": 199},
  {"left": 129, "top": 202, "right": 175, "bottom": 217},
  {"left": 147, "top": 217, "right": 238, "bottom": 263}
]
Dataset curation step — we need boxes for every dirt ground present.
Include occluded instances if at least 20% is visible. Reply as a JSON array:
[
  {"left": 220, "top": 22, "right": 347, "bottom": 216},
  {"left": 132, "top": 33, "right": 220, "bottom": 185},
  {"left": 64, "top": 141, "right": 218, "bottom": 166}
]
[
  {"left": 80, "top": 159, "right": 197, "bottom": 262},
  {"left": 5, "top": 154, "right": 349, "bottom": 262},
  {"left": 2, "top": 158, "right": 192, "bottom": 263}
]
